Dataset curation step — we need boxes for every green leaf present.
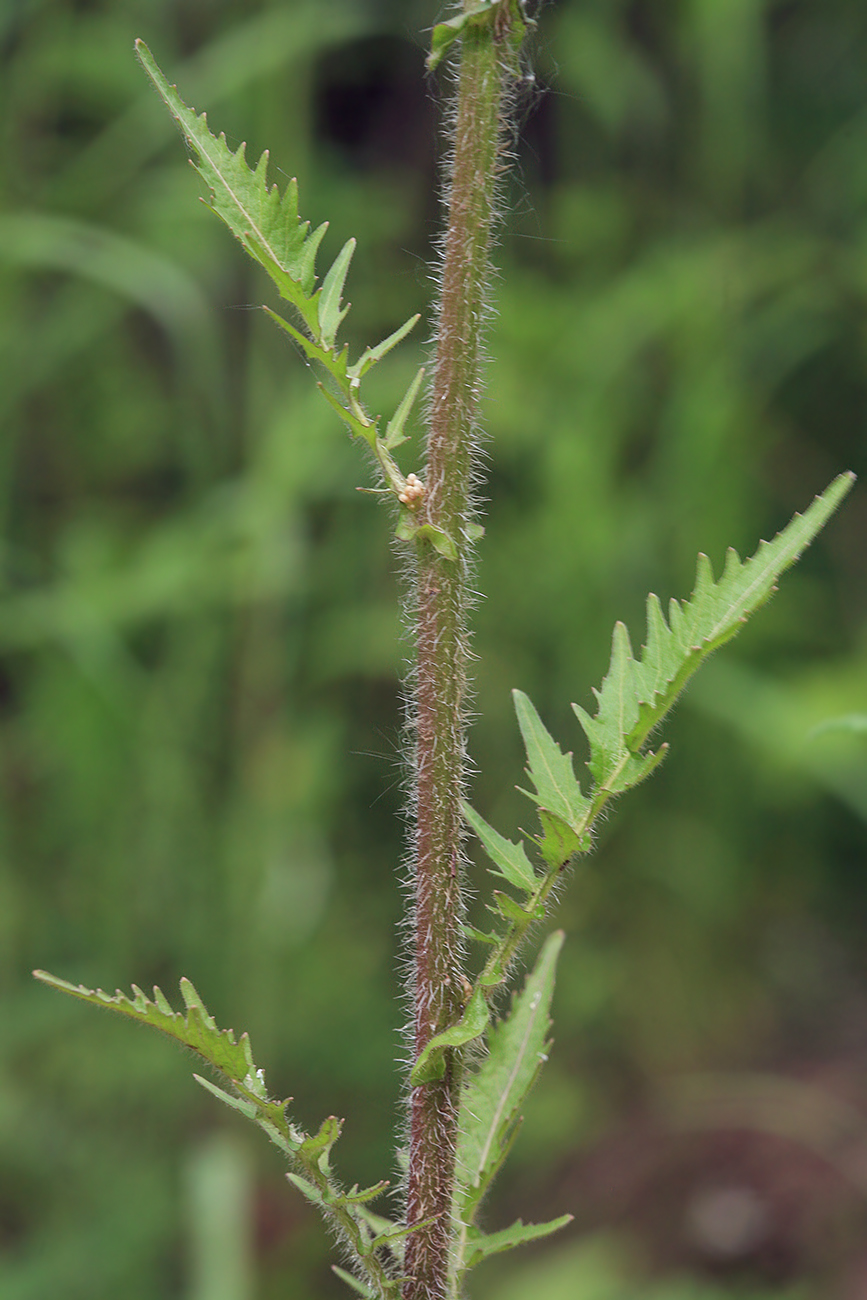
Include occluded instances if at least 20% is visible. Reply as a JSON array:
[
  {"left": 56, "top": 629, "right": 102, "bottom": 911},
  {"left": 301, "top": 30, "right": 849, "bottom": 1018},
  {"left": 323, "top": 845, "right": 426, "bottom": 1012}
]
[
  {"left": 513, "top": 689, "right": 591, "bottom": 835},
  {"left": 455, "top": 931, "right": 564, "bottom": 1222},
  {"left": 420, "top": 522, "right": 459, "bottom": 560},
  {"left": 34, "top": 970, "right": 257, "bottom": 1080},
  {"left": 135, "top": 41, "right": 326, "bottom": 336},
  {"left": 332, "top": 1266, "right": 374, "bottom": 1299},
  {"left": 318, "top": 382, "right": 376, "bottom": 446},
  {"left": 535, "top": 808, "right": 583, "bottom": 869},
  {"left": 353, "top": 1201, "right": 408, "bottom": 1263},
  {"left": 428, "top": 0, "right": 532, "bottom": 71},
  {"left": 32, "top": 970, "right": 317, "bottom": 1165},
  {"left": 478, "top": 951, "right": 511, "bottom": 990},
  {"left": 460, "top": 922, "right": 500, "bottom": 946},
  {"left": 299, "top": 1114, "right": 343, "bottom": 1170},
  {"left": 572, "top": 620, "right": 668, "bottom": 797},
  {"left": 428, "top": 10, "right": 481, "bottom": 72},
  {"left": 384, "top": 365, "right": 426, "bottom": 450},
  {"left": 336, "top": 1181, "right": 391, "bottom": 1209},
  {"left": 287, "top": 1172, "right": 325, "bottom": 1208},
  {"left": 193, "top": 1073, "right": 258, "bottom": 1121},
  {"left": 137, "top": 41, "right": 423, "bottom": 520},
  {"left": 395, "top": 519, "right": 459, "bottom": 560},
  {"left": 491, "top": 890, "right": 540, "bottom": 925},
  {"left": 461, "top": 1214, "right": 574, "bottom": 1268},
  {"left": 318, "top": 237, "right": 355, "bottom": 350},
  {"left": 410, "top": 984, "right": 490, "bottom": 1086},
  {"left": 349, "top": 315, "right": 421, "bottom": 383},
  {"left": 574, "top": 472, "right": 855, "bottom": 812},
  {"left": 463, "top": 800, "right": 537, "bottom": 893},
  {"left": 367, "top": 1215, "right": 438, "bottom": 1257},
  {"left": 263, "top": 306, "right": 349, "bottom": 388}
]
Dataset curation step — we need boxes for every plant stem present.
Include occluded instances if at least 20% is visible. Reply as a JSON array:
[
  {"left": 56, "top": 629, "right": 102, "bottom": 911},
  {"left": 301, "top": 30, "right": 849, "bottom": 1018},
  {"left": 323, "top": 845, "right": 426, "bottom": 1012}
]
[{"left": 404, "top": 9, "right": 519, "bottom": 1298}]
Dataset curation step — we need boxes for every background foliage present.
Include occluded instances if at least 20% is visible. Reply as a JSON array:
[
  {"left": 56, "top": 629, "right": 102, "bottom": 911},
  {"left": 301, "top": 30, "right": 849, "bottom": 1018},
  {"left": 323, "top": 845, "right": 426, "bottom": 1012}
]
[{"left": 2, "top": 0, "right": 866, "bottom": 1297}]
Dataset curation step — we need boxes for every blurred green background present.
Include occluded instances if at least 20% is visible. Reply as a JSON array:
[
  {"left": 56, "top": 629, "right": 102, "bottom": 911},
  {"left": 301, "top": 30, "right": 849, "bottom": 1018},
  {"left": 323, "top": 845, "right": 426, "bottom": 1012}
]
[{"left": 2, "top": 0, "right": 867, "bottom": 1297}]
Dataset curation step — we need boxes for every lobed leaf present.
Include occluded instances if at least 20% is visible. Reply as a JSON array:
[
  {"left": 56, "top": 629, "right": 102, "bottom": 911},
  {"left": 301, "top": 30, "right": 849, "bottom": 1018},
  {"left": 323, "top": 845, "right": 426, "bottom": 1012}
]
[
  {"left": 511, "top": 692, "right": 590, "bottom": 866},
  {"left": 33, "top": 970, "right": 258, "bottom": 1082},
  {"left": 341, "top": 1181, "right": 391, "bottom": 1206},
  {"left": 574, "top": 472, "right": 855, "bottom": 811},
  {"left": 194, "top": 1073, "right": 259, "bottom": 1121},
  {"left": 395, "top": 519, "right": 459, "bottom": 560},
  {"left": 461, "top": 1214, "right": 573, "bottom": 1269},
  {"left": 33, "top": 966, "right": 400, "bottom": 1300},
  {"left": 136, "top": 40, "right": 326, "bottom": 336},
  {"left": 535, "top": 806, "right": 584, "bottom": 868},
  {"left": 287, "top": 1172, "right": 326, "bottom": 1208},
  {"left": 299, "top": 1114, "right": 343, "bottom": 1171},
  {"left": 137, "top": 41, "right": 427, "bottom": 538},
  {"left": 353, "top": 1206, "right": 403, "bottom": 1260}
]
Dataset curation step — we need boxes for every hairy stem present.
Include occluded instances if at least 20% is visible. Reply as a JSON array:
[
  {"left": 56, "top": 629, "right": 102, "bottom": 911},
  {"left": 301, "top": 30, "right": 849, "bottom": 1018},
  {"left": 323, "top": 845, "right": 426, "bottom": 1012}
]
[{"left": 404, "top": 9, "right": 520, "bottom": 1298}]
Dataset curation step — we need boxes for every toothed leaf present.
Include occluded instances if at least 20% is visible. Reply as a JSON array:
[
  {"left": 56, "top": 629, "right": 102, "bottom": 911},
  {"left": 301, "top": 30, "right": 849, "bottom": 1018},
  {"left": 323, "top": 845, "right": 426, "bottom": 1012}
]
[
  {"left": 318, "top": 382, "right": 376, "bottom": 446},
  {"left": 367, "top": 1215, "right": 437, "bottom": 1257},
  {"left": 395, "top": 520, "right": 458, "bottom": 560},
  {"left": 513, "top": 690, "right": 590, "bottom": 832},
  {"left": 299, "top": 1114, "right": 342, "bottom": 1169},
  {"left": 32, "top": 970, "right": 319, "bottom": 1167},
  {"left": 354, "top": 1205, "right": 399, "bottom": 1248},
  {"left": 136, "top": 41, "right": 327, "bottom": 335},
  {"left": 463, "top": 800, "right": 537, "bottom": 893},
  {"left": 287, "top": 1172, "right": 324, "bottom": 1207},
  {"left": 318, "top": 237, "right": 355, "bottom": 350},
  {"left": 574, "top": 473, "right": 854, "bottom": 811},
  {"left": 33, "top": 970, "right": 257, "bottom": 1080},
  {"left": 455, "top": 932, "right": 564, "bottom": 1222},
  {"left": 461, "top": 1214, "right": 574, "bottom": 1268},
  {"left": 338, "top": 1181, "right": 391, "bottom": 1206},
  {"left": 460, "top": 922, "right": 500, "bottom": 945}
]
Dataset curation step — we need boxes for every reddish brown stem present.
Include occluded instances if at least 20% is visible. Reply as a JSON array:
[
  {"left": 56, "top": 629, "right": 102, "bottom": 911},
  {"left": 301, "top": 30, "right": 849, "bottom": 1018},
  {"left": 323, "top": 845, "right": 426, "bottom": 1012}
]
[{"left": 403, "top": 10, "right": 519, "bottom": 1298}]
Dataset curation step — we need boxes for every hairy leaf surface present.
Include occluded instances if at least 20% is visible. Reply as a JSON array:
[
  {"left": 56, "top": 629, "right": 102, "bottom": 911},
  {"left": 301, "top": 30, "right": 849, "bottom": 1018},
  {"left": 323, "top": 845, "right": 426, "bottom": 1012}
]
[
  {"left": 33, "top": 971, "right": 400, "bottom": 1296},
  {"left": 410, "top": 984, "right": 490, "bottom": 1086},
  {"left": 462, "top": 799, "right": 537, "bottom": 893},
  {"left": 35, "top": 971, "right": 260, "bottom": 1087},
  {"left": 573, "top": 472, "right": 854, "bottom": 810},
  {"left": 461, "top": 1215, "right": 573, "bottom": 1268},
  {"left": 455, "top": 931, "right": 564, "bottom": 1220},
  {"left": 136, "top": 41, "right": 328, "bottom": 331},
  {"left": 513, "top": 691, "right": 590, "bottom": 834}
]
